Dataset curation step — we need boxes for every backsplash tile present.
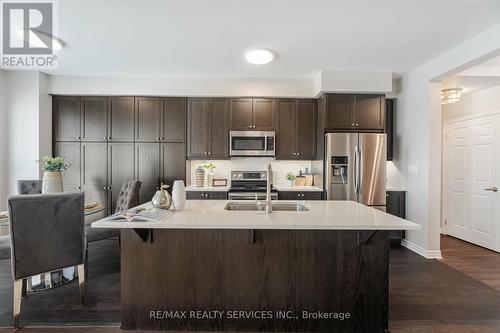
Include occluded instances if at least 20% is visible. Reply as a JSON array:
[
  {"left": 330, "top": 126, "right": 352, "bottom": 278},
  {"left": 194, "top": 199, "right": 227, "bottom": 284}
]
[{"left": 187, "top": 158, "right": 316, "bottom": 187}]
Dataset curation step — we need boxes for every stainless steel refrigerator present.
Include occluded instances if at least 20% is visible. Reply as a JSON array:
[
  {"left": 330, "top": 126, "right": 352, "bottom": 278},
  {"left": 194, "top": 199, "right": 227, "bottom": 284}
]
[{"left": 325, "top": 133, "right": 386, "bottom": 209}]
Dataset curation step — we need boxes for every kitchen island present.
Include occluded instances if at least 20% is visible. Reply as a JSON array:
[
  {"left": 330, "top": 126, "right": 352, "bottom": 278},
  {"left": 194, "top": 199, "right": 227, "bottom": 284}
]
[{"left": 92, "top": 200, "right": 419, "bottom": 332}]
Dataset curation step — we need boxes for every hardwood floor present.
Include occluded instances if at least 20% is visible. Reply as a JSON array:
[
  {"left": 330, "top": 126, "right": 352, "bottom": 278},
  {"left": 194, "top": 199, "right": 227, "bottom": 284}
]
[
  {"left": 440, "top": 234, "right": 500, "bottom": 292},
  {"left": 1, "top": 236, "right": 500, "bottom": 332}
]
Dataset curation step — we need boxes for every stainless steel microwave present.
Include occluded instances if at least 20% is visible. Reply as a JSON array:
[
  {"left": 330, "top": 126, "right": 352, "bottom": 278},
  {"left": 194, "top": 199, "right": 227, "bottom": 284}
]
[{"left": 229, "top": 131, "right": 275, "bottom": 157}]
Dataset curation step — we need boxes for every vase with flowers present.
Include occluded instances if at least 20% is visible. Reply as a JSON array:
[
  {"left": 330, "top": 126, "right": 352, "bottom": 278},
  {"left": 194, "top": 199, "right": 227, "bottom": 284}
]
[{"left": 41, "top": 155, "right": 70, "bottom": 194}]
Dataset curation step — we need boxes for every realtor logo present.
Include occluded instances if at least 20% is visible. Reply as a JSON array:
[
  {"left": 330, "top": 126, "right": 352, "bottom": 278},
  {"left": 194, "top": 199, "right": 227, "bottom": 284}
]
[{"left": 1, "top": 0, "right": 58, "bottom": 69}]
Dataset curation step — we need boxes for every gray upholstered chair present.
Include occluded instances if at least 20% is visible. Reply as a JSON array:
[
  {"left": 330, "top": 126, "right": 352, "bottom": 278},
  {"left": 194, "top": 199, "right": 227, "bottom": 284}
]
[
  {"left": 8, "top": 192, "right": 86, "bottom": 328},
  {"left": 17, "top": 180, "right": 43, "bottom": 194},
  {"left": 85, "top": 180, "right": 141, "bottom": 243}
]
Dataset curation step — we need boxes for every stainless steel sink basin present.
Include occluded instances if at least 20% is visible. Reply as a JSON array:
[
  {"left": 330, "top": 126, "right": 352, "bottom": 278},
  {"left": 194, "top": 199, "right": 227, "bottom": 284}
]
[{"left": 224, "top": 202, "right": 309, "bottom": 211}]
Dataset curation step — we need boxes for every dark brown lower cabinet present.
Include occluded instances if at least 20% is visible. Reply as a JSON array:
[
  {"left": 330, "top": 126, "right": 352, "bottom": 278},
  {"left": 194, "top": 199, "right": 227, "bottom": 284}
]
[
  {"left": 121, "top": 229, "right": 389, "bottom": 332},
  {"left": 54, "top": 142, "right": 81, "bottom": 192},
  {"left": 386, "top": 190, "right": 406, "bottom": 243},
  {"left": 186, "top": 191, "right": 228, "bottom": 200},
  {"left": 81, "top": 142, "right": 109, "bottom": 218},
  {"left": 108, "top": 143, "right": 135, "bottom": 212},
  {"left": 56, "top": 140, "right": 186, "bottom": 214},
  {"left": 278, "top": 191, "right": 322, "bottom": 200}
]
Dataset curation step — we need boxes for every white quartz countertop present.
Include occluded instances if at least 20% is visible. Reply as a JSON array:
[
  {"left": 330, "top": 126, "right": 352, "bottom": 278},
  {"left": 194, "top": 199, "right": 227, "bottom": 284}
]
[
  {"left": 275, "top": 186, "right": 323, "bottom": 192},
  {"left": 92, "top": 200, "right": 419, "bottom": 231},
  {"left": 185, "top": 185, "right": 323, "bottom": 192},
  {"left": 186, "top": 185, "right": 230, "bottom": 191}
]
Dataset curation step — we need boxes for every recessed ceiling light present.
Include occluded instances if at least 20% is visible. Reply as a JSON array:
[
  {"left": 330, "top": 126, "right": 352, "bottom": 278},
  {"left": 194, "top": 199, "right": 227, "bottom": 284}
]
[{"left": 245, "top": 49, "right": 274, "bottom": 65}]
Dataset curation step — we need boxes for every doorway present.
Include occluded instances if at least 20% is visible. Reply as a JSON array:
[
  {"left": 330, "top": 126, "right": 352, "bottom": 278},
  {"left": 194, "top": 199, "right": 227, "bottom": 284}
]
[{"left": 443, "top": 112, "right": 500, "bottom": 251}]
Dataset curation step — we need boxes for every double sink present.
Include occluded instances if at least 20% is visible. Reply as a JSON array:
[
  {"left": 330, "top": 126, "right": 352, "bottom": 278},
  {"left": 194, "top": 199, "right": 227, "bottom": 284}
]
[{"left": 224, "top": 202, "right": 309, "bottom": 212}]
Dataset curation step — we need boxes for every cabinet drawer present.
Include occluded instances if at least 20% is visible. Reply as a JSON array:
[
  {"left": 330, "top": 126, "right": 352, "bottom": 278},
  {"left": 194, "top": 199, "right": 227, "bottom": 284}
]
[
  {"left": 278, "top": 191, "right": 322, "bottom": 200},
  {"left": 187, "top": 191, "right": 228, "bottom": 200}
]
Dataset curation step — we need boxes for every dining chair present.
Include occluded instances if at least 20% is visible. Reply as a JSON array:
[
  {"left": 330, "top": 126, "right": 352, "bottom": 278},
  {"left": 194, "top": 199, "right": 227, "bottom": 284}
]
[
  {"left": 8, "top": 192, "right": 86, "bottom": 329},
  {"left": 17, "top": 180, "right": 43, "bottom": 194},
  {"left": 85, "top": 180, "right": 142, "bottom": 243}
]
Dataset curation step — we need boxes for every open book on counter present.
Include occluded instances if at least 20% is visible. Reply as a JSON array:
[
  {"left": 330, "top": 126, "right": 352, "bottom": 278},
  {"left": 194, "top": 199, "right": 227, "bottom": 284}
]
[{"left": 104, "top": 207, "right": 174, "bottom": 222}]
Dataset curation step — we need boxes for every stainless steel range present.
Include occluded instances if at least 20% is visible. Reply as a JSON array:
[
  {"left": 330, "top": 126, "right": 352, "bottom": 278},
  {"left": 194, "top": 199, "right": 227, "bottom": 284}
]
[{"left": 228, "top": 171, "right": 278, "bottom": 200}]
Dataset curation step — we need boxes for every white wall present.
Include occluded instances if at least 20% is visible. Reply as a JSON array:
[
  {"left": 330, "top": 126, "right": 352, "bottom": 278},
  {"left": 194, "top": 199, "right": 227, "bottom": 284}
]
[
  {"left": 442, "top": 84, "right": 500, "bottom": 121},
  {"left": 395, "top": 22, "right": 500, "bottom": 259},
  {"left": 3, "top": 71, "right": 52, "bottom": 198},
  {"left": 48, "top": 70, "right": 393, "bottom": 98},
  {"left": 0, "top": 70, "right": 7, "bottom": 210}
]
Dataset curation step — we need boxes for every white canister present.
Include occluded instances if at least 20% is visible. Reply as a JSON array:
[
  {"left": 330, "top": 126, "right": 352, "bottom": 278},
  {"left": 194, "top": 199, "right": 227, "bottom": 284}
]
[{"left": 172, "top": 180, "right": 186, "bottom": 210}]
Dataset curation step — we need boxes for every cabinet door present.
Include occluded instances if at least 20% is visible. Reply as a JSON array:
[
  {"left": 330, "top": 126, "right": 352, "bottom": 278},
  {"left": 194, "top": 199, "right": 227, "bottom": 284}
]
[
  {"left": 252, "top": 98, "right": 275, "bottom": 130},
  {"left": 135, "top": 97, "right": 161, "bottom": 142},
  {"left": 81, "top": 97, "right": 108, "bottom": 141},
  {"left": 355, "top": 95, "right": 385, "bottom": 130},
  {"left": 230, "top": 98, "right": 253, "bottom": 130},
  {"left": 54, "top": 96, "right": 81, "bottom": 141},
  {"left": 108, "top": 143, "right": 135, "bottom": 213},
  {"left": 209, "top": 98, "right": 229, "bottom": 158},
  {"left": 276, "top": 99, "right": 296, "bottom": 159},
  {"left": 296, "top": 99, "right": 316, "bottom": 159},
  {"left": 325, "top": 94, "right": 355, "bottom": 130},
  {"left": 81, "top": 142, "right": 109, "bottom": 216},
  {"left": 187, "top": 98, "right": 209, "bottom": 159},
  {"left": 206, "top": 192, "right": 228, "bottom": 199},
  {"left": 54, "top": 142, "right": 81, "bottom": 192},
  {"left": 162, "top": 98, "right": 186, "bottom": 143},
  {"left": 161, "top": 143, "right": 186, "bottom": 189},
  {"left": 135, "top": 143, "right": 160, "bottom": 204},
  {"left": 279, "top": 191, "right": 322, "bottom": 200},
  {"left": 108, "top": 97, "right": 135, "bottom": 142}
]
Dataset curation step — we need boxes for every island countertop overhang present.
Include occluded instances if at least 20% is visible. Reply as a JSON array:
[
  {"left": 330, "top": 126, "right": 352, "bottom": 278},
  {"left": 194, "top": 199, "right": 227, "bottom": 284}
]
[{"left": 91, "top": 200, "right": 420, "bottom": 231}]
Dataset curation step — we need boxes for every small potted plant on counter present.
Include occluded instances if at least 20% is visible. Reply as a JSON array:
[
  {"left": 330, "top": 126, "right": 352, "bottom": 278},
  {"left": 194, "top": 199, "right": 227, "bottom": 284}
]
[
  {"left": 286, "top": 172, "right": 296, "bottom": 187},
  {"left": 201, "top": 162, "right": 216, "bottom": 187},
  {"left": 41, "top": 155, "right": 70, "bottom": 194}
]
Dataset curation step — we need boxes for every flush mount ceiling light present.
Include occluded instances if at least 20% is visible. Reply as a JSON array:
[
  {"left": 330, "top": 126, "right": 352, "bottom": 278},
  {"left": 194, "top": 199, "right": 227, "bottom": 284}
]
[
  {"left": 441, "top": 88, "right": 463, "bottom": 104},
  {"left": 245, "top": 49, "right": 274, "bottom": 65}
]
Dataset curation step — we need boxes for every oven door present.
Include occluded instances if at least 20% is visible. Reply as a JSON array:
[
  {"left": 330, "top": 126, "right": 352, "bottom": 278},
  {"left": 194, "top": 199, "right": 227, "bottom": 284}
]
[{"left": 230, "top": 131, "right": 275, "bottom": 156}]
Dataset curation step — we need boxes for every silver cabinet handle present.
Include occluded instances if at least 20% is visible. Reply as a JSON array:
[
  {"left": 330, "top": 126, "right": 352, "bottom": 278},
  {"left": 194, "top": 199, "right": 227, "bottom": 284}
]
[
  {"left": 351, "top": 123, "right": 355, "bottom": 127},
  {"left": 297, "top": 152, "right": 300, "bottom": 156},
  {"left": 485, "top": 187, "right": 498, "bottom": 192},
  {"left": 77, "top": 136, "right": 81, "bottom": 140},
  {"left": 103, "top": 137, "right": 107, "bottom": 140},
  {"left": 208, "top": 152, "right": 211, "bottom": 155},
  {"left": 249, "top": 125, "right": 252, "bottom": 128},
  {"left": 356, "top": 123, "right": 359, "bottom": 126}
]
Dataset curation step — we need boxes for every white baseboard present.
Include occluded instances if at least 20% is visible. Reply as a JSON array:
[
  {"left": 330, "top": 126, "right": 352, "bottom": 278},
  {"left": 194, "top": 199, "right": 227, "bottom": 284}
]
[{"left": 401, "top": 239, "right": 442, "bottom": 259}]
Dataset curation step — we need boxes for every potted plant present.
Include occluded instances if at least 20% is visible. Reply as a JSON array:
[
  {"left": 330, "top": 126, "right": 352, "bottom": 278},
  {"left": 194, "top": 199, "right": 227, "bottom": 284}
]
[
  {"left": 41, "top": 155, "right": 70, "bottom": 194},
  {"left": 201, "top": 163, "right": 216, "bottom": 187},
  {"left": 286, "top": 172, "right": 296, "bottom": 187}
]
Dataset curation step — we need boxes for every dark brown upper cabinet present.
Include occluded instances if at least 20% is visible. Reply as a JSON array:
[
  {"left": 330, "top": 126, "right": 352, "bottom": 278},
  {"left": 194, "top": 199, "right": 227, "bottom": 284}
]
[
  {"left": 187, "top": 98, "right": 229, "bottom": 159},
  {"left": 161, "top": 97, "right": 186, "bottom": 143},
  {"left": 355, "top": 95, "right": 385, "bottom": 130},
  {"left": 54, "top": 96, "right": 81, "bottom": 141},
  {"left": 81, "top": 97, "right": 108, "bottom": 142},
  {"left": 323, "top": 94, "right": 385, "bottom": 131},
  {"left": 230, "top": 98, "right": 275, "bottom": 130},
  {"left": 276, "top": 99, "right": 316, "bottom": 160},
  {"left": 135, "top": 97, "right": 162, "bottom": 142},
  {"left": 108, "top": 97, "right": 135, "bottom": 142},
  {"left": 325, "top": 94, "right": 355, "bottom": 130}
]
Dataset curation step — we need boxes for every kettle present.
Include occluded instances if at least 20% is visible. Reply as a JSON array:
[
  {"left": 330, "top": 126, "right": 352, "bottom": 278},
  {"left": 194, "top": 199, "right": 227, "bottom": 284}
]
[{"left": 151, "top": 183, "right": 172, "bottom": 210}]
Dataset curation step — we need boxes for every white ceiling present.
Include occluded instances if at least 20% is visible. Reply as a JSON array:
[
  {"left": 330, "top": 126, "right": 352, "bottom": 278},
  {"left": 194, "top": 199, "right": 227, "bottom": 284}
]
[
  {"left": 443, "top": 54, "right": 500, "bottom": 94},
  {"left": 49, "top": 0, "right": 500, "bottom": 78}
]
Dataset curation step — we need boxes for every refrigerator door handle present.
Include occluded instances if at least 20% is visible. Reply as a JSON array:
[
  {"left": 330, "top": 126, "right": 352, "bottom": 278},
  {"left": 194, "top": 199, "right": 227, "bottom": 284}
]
[
  {"left": 358, "top": 145, "right": 363, "bottom": 194},
  {"left": 353, "top": 145, "right": 359, "bottom": 194}
]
